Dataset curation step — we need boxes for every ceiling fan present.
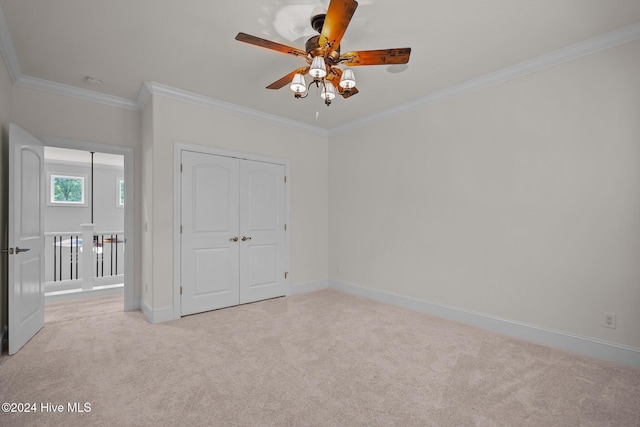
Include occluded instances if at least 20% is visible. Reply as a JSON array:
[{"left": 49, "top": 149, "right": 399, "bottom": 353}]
[{"left": 235, "top": 0, "right": 411, "bottom": 106}]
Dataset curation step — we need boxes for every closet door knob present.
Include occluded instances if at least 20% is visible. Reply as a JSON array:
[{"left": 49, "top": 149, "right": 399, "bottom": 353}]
[
  {"left": 241, "top": 236, "right": 252, "bottom": 241},
  {"left": 230, "top": 237, "right": 239, "bottom": 242}
]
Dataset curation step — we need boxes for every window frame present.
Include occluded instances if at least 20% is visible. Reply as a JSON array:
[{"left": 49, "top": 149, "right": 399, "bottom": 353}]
[
  {"left": 116, "top": 177, "right": 125, "bottom": 208},
  {"left": 48, "top": 173, "right": 88, "bottom": 206}
]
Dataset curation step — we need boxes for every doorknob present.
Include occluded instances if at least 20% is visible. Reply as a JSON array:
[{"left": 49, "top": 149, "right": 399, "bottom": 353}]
[
  {"left": 241, "top": 236, "right": 252, "bottom": 241},
  {"left": 15, "top": 247, "right": 31, "bottom": 254},
  {"left": 230, "top": 237, "right": 239, "bottom": 242}
]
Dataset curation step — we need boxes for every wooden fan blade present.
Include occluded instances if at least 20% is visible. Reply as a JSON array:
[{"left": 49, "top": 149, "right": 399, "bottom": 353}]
[
  {"left": 339, "top": 48, "right": 411, "bottom": 66},
  {"left": 341, "top": 87, "right": 359, "bottom": 98},
  {"left": 266, "top": 67, "right": 310, "bottom": 90},
  {"left": 319, "top": 0, "right": 358, "bottom": 52},
  {"left": 326, "top": 67, "right": 342, "bottom": 83},
  {"left": 235, "top": 32, "right": 308, "bottom": 58}
]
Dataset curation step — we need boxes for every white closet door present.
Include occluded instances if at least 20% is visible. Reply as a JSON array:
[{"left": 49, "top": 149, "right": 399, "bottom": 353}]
[
  {"left": 181, "top": 151, "right": 240, "bottom": 316},
  {"left": 239, "top": 160, "right": 286, "bottom": 304}
]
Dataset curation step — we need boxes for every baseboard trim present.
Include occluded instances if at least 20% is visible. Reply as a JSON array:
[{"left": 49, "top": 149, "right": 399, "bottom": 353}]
[
  {"left": 141, "top": 300, "right": 174, "bottom": 324},
  {"left": 328, "top": 280, "right": 640, "bottom": 369},
  {"left": 288, "top": 280, "right": 329, "bottom": 296},
  {"left": 128, "top": 297, "right": 142, "bottom": 312},
  {"left": 45, "top": 284, "right": 124, "bottom": 303}
]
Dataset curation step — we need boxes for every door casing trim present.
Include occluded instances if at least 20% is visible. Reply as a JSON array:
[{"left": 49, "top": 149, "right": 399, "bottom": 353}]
[{"left": 42, "top": 137, "right": 136, "bottom": 311}]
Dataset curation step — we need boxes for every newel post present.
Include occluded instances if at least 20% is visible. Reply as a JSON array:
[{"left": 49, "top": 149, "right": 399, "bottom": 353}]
[{"left": 81, "top": 223, "right": 95, "bottom": 291}]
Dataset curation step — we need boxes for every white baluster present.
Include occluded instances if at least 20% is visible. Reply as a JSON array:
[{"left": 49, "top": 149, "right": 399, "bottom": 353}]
[{"left": 80, "top": 223, "right": 95, "bottom": 291}]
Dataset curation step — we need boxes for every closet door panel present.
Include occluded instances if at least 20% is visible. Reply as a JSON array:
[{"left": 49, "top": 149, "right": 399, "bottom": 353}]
[
  {"left": 239, "top": 161, "right": 286, "bottom": 304},
  {"left": 181, "top": 151, "right": 240, "bottom": 315}
]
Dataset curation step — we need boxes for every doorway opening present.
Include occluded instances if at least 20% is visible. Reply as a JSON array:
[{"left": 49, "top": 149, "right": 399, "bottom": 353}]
[
  {"left": 7, "top": 125, "right": 135, "bottom": 355},
  {"left": 43, "top": 137, "right": 135, "bottom": 315},
  {"left": 43, "top": 147, "right": 125, "bottom": 321}
]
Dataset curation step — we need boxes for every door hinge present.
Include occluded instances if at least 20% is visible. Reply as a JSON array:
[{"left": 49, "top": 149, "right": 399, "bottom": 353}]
[
  {"left": 180, "top": 286, "right": 183, "bottom": 295},
  {"left": 284, "top": 224, "right": 287, "bottom": 231},
  {"left": 284, "top": 272, "right": 288, "bottom": 279},
  {"left": 284, "top": 176, "right": 287, "bottom": 183},
  {"left": 180, "top": 163, "right": 183, "bottom": 172},
  {"left": 180, "top": 225, "right": 183, "bottom": 234}
]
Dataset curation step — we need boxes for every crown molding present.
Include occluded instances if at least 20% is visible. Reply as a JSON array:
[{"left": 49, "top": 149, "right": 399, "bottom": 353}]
[
  {"left": 329, "top": 22, "right": 640, "bottom": 136},
  {"left": 140, "top": 82, "right": 328, "bottom": 136},
  {"left": 136, "top": 81, "right": 153, "bottom": 110},
  {"left": 1, "top": 1, "right": 139, "bottom": 110},
  {"left": 0, "top": 1, "right": 21, "bottom": 82},
  {"left": 15, "top": 75, "right": 139, "bottom": 110},
  {"left": 1, "top": 0, "right": 639, "bottom": 137},
  {"left": 45, "top": 158, "right": 124, "bottom": 170}
]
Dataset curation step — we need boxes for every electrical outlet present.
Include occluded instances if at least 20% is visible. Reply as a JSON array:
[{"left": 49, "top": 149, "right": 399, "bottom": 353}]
[{"left": 603, "top": 312, "right": 616, "bottom": 329}]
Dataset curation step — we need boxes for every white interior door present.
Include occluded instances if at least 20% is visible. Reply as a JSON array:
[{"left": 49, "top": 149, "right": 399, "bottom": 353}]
[
  {"left": 8, "top": 124, "right": 45, "bottom": 355},
  {"left": 239, "top": 160, "right": 286, "bottom": 304},
  {"left": 181, "top": 151, "right": 240, "bottom": 316}
]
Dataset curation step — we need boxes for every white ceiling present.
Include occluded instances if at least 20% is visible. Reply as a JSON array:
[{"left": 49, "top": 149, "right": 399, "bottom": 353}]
[
  {"left": 45, "top": 146, "right": 124, "bottom": 167},
  {"left": 1, "top": 0, "right": 640, "bottom": 130}
]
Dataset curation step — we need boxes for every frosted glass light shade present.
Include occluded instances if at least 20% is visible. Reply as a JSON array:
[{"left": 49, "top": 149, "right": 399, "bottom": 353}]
[
  {"left": 320, "top": 82, "right": 336, "bottom": 101},
  {"left": 339, "top": 68, "right": 356, "bottom": 89},
  {"left": 309, "top": 56, "right": 327, "bottom": 78},
  {"left": 290, "top": 73, "right": 306, "bottom": 93}
]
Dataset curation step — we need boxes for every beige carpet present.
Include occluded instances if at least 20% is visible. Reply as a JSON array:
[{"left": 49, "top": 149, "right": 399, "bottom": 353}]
[
  {"left": 45, "top": 294, "right": 124, "bottom": 324},
  {"left": 1, "top": 289, "right": 638, "bottom": 426}
]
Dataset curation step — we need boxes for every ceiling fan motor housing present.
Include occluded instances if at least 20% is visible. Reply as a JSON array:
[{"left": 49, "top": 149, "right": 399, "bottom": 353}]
[
  {"left": 310, "top": 13, "right": 325, "bottom": 33},
  {"left": 307, "top": 13, "right": 341, "bottom": 62},
  {"left": 305, "top": 35, "right": 341, "bottom": 63}
]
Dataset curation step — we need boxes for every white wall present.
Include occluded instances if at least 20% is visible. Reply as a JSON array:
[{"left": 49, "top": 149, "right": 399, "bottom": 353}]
[
  {"left": 11, "top": 86, "right": 140, "bottom": 148},
  {"left": 44, "top": 161, "right": 124, "bottom": 233},
  {"left": 329, "top": 39, "right": 640, "bottom": 349},
  {"left": 0, "top": 51, "right": 13, "bottom": 342},
  {"left": 146, "top": 95, "right": 329, "bottom": 311},
  {"left": 11, "top": 86, "right": 142, "bottom": 303}
]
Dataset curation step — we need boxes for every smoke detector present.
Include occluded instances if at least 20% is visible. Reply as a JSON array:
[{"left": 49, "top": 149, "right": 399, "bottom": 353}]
[{"left": 84, "top": 76, "right": 102, "bottom": 86}]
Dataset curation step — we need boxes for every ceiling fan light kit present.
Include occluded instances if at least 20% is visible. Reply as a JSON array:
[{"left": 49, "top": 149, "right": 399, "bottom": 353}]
[
  {"left": 309, "top": 55, "right": 328, "bottom": 78},
  {"left": 235, "top": 0, "right": 411, "bottom": 107},
  {"left": 339, "top": 68, "right": 356, "bottom": 90},
  {"left": 290, "top": 73, "right": 307, "bottom": 96},
  {"left": 320, "top": 82, "right": 337, "bottom": 102}
]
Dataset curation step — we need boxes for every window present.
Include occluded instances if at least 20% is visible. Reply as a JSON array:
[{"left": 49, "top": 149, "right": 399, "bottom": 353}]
[
  {"left": 50, "top": 174, "right": 85, "bottom": 205},
  {"left": 117, "top": 178, "right": 125, "bottom": 207}
]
